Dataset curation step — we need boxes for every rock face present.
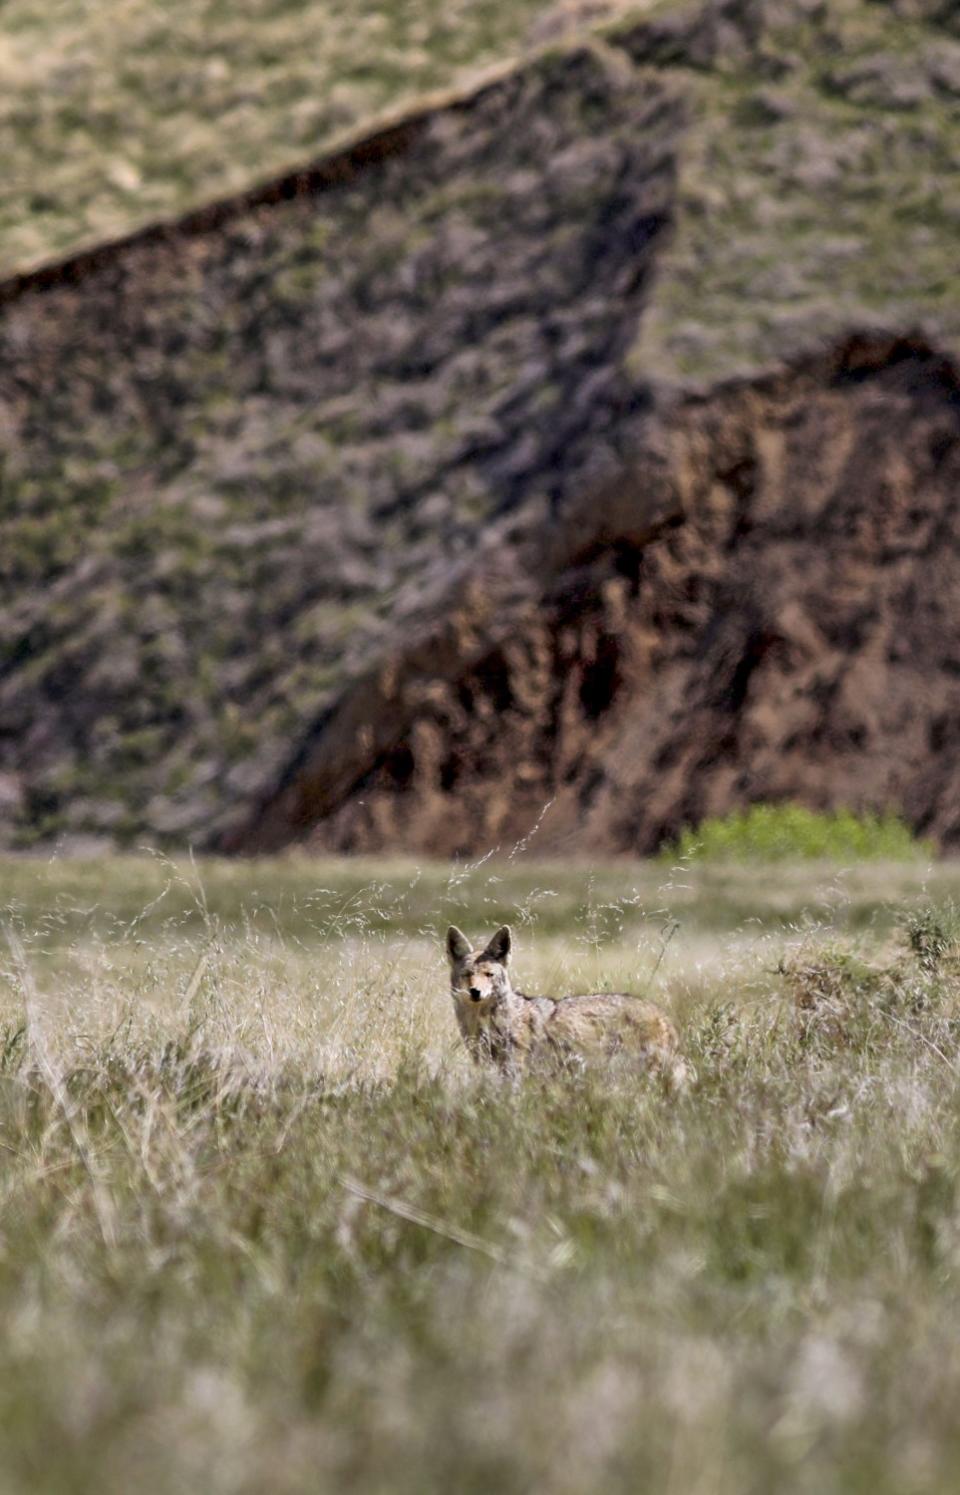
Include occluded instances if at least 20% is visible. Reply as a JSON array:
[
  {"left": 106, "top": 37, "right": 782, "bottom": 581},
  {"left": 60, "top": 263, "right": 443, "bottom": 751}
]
[
  {"left": 235, "top": 334, "right": 960, "bottom": 856},
  {"left": 3, "top": 0, "right": 960, "bottom": 856}
]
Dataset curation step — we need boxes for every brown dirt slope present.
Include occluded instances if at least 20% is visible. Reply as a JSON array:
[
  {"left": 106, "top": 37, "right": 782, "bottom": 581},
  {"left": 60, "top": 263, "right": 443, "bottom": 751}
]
[{"left": 235, "top": 332, "right": 960, "bottom": 856}]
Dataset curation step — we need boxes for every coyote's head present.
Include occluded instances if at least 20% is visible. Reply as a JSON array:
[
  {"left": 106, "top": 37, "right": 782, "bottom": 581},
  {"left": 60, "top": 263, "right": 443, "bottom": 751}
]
[{"left": 446, "top": 924, "right": 513, "bottom": 1019}]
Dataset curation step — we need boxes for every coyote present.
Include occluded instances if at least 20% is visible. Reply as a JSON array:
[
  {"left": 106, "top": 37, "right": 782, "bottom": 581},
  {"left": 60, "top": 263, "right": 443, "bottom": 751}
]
[{"left": 446, "top": 924, "right": 688, "bottom": 1085}]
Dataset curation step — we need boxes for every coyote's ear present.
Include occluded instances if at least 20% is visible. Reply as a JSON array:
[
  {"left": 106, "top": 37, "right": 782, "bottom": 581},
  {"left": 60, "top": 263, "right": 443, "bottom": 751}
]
[
  {"left": 483, "top": 925, "right": 512, "bottom": 966},
  {"left": 446, "top": 926, "right": 471, "bottom": 964}
]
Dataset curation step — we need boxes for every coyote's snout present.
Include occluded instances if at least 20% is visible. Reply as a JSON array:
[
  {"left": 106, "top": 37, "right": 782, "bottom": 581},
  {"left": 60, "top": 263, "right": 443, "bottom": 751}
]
[{"left": 446, "top": 925, "right": 688, "bottom": 1086}]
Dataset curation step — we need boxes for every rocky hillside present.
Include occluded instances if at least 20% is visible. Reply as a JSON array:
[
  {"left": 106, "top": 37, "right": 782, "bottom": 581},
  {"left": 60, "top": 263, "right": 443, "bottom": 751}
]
[
  {"left": 237, "top": 332, "right": 960, "bottom": 856},
  {"left": 3, "top": 0, "right": 960, "bottom": 854}
]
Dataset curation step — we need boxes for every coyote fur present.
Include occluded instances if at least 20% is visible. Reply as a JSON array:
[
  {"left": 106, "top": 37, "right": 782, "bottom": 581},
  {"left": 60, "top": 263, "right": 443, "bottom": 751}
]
[{"left": 446, "top": 924, "right": 688, "bottom": 1085}]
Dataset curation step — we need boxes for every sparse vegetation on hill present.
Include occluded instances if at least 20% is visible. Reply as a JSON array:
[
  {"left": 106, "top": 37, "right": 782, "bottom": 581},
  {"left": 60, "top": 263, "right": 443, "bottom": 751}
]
[
  {"left": 0, "top": 40, "right": 682, "bottom": 851},
  {"left": 0, "top": 0, "right": 592, "bottom": 274},
  {"left": 6, "top": 0, "right": 960, "bottom": 374},
  {"left": 632, "top": 0, "right": 960, "bottom": 379},
  {"left": 3, "top": 856, "right": 960, "bottom": 1491},
  {"left": 3, "top": 0, "right": 960, "bottom": 855}
]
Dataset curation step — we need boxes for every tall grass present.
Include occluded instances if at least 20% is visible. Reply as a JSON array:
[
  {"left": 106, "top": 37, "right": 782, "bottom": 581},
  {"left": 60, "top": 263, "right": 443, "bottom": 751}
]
[{"left": 2, "top": 855, "right": 960, "bottom": 1492}]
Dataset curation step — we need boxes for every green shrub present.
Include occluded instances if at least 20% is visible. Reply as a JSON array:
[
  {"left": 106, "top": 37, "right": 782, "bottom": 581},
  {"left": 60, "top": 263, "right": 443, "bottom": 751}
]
[
  {"left": 662, "top": 803, "right": 932, "bottom": 863},
  {"left": 904, "top": 903, "right": 960, "bottom": 971}
]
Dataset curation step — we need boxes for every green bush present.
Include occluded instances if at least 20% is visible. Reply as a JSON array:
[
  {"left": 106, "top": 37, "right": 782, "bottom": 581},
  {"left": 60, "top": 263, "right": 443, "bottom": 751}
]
[
  {"left": 905, "top": 902, "right": 960, "bottom": 971},
  {"left": 663, "top": 804, "right": 933, "bottom": 863}
]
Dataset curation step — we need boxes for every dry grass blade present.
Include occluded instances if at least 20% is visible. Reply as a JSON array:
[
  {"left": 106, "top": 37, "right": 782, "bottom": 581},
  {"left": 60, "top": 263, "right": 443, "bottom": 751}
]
[
  {"left": 182, "top": 946, "right": 212, "bottom": 1008},
  {"left": 883, "top": 1008, "right": 960, "bottom": 1078},
  {"left": 340, "top": 1174, "right": 550, "bottom": 1281},
  {"left": 3, "top": 922, "right": 118, "bottom": 1252}
]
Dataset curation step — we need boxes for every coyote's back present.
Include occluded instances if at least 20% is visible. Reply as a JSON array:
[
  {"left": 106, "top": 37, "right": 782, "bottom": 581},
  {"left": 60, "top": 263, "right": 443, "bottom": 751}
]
[{"left": 445, "top": 924, "right": 688, "bottom": 1086}]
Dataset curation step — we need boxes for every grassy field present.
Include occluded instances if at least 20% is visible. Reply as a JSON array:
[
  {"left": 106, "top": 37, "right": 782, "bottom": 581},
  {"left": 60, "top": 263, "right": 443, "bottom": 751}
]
[{"left": 3, "top": 853, "right": 960, "bottom": 1491}]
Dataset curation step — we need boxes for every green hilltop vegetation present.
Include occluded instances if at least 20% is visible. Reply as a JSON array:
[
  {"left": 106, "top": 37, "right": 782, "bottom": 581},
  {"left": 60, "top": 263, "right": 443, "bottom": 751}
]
[{"left": 0, "top": 0, "right": 574, "bottom": 273}]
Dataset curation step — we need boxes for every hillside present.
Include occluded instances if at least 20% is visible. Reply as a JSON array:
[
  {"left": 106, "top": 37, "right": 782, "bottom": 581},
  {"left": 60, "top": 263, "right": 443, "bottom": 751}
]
[
  {"left": 0, "top": 0, "right": 593, "bottom": 275},
  {"left": 236, "top": 332, "right": 960, "bottom": 857},
  {"left": 3, "top": 0, "right": 960, "bottom": 854}
]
